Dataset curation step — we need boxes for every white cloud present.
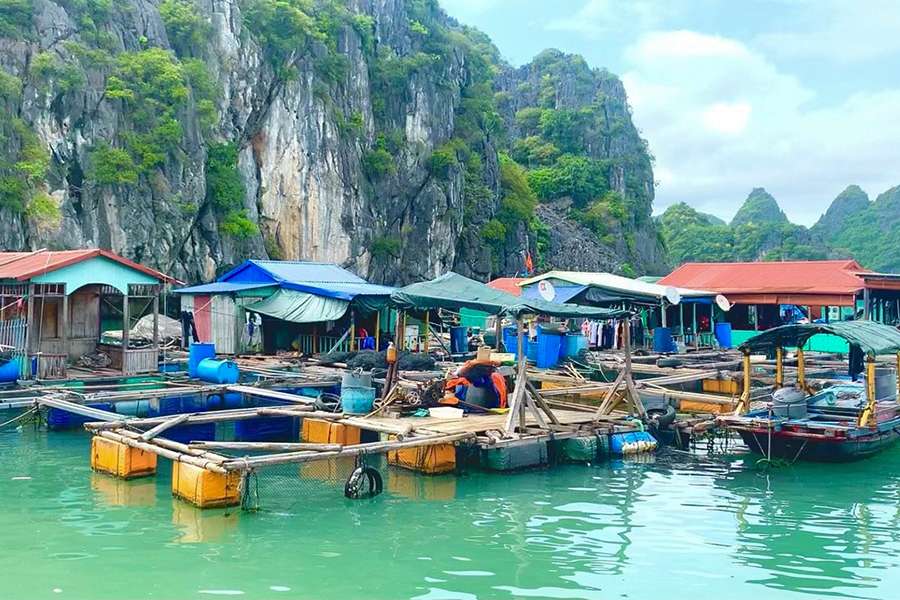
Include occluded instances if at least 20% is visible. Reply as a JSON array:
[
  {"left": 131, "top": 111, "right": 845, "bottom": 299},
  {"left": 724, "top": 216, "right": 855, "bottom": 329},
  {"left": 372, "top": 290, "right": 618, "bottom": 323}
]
[
  {"left": 623, "top": 30, "right": 900, "bottom": 225},
  {"left": 756, "top": 0, "right": 900, "bottom": 63},
  {"left": 702, "top": 102, "right": 752, "bottom": 135},
  {"left": 437, "top": 0, "right": 508, "bottom": 19},
  {"left": 546, "top": 0, "right": 670, "bottom": 36}
]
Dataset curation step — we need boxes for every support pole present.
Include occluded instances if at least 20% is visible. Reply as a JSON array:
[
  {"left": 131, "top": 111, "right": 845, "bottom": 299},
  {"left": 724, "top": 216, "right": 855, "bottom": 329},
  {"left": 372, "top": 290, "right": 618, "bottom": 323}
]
[
  {"left": 863, "top": 287, "right": 871, "bottom": 320},
  {"left": 152, "top": 293, "right": 159, "bottom": 349},
  {"left": 424, "top": 310, "right": 430, "bottom": 353},
  {"left": 61, "top": 291, "right": 69, "bottom": 362},
  {"left": 896, "top": 352, "right": 900, "bottom": 404},
  {"left": 375, "top": 309, "right": 381, "bottom": 351},
  {"left": 24, "top": 283, "right": 34, "bottom": 357},
  {"left": 660, "top": 300, "right": 667, "bottom": 327},
  {"left": 622, "top": 317, "right": 645, "bottom": 417},
  {"left": 122, "top": 292, "right": 130, "bottom": 350},
  {"left": 349, "top": 309, "right": 356, "bottom": 352},
  {"left": 774, "top": 347, "right": 784, "bottom": 389},
  {"left": 859, "top": 357, "right": 877, "bottom": 427},
  {"left": 495, "top": 315, "right": 503, "bottom": 352},
  {"left": 736, "top": 350, "right": 751, "bottom": 414},
  {"left": 796, "top": 347, "right": 806, "bottom": 391},
  {"left": 692, "top": 303, "right": 698, "bottom": 348}
]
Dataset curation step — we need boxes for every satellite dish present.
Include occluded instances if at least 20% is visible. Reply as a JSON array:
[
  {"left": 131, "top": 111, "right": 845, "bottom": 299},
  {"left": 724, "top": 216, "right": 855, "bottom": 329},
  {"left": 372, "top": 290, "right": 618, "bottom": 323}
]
[
  {"left": 664, "top": 286, "right": 681, "bottom": 305},
  {"left": 537, "top": 280, "right": 556, "bottom": 302},
  {"left": 715, "top": 294, "right": 732, "bottom": 312}
]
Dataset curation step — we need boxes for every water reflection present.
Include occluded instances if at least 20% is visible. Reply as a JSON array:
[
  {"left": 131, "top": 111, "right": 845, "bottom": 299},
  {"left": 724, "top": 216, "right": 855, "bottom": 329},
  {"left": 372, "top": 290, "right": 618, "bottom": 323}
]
[
  {"left": 171, "top": 499, "right": 239, "bottom": 543},
  {"left": 91, "top": 474, "right": 157, "bottom": 508},
  {"left": 716, "top": 454, "right": 900, "bottom": 598}
]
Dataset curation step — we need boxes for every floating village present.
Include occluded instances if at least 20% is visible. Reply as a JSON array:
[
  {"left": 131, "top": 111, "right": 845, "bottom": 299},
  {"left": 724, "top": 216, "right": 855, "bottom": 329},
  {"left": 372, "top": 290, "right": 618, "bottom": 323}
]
[{"left": 2, "top": 250, "right": 900, "bottom": 510}]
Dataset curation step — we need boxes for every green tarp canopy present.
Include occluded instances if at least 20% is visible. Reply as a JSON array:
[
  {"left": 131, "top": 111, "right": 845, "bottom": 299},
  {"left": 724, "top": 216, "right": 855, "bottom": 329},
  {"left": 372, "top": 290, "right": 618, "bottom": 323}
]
[
  {"left": 738, "top": 321, "right": 900, "bottom": 357},
  {"left": 246, "top": 288, "right": 349, "bottom": 323},
  {"left": 391, "top": 272, "right": 626, "bottom": 319}
]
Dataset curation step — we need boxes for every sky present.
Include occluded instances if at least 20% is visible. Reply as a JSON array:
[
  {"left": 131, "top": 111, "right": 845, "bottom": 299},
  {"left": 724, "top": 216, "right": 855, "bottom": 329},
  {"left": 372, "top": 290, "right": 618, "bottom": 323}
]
[{"left": 438, "top": 0, "right": 900, "bottom": 226}]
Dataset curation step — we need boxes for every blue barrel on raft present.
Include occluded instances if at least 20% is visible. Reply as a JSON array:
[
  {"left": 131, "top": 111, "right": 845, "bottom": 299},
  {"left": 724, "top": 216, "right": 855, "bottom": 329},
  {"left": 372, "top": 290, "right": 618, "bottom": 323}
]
[
  {"left": 715, "top": 322, "right": 733, "bottom": 349},
  {"left": 563, "top": 333, "right": 588, "bottom": 358},
  {"left": 526, "top": 340, "right": 538, "bottom": 362},
  {"left": 196, "top": 358, "right": 239, "bottom": 384},
  {"left": 188, "top": 342, "right": 216, "bottom": 378},
  {"left": 536, "top": 327, "right": 563, "bottom": 369},
  {"left": 653, "top": 327, "right": 676, "bottom": 353},
  {"left": 450, "top": 326, "right": 468, "bottom": 354},
  {"left": 0, "top": 357, "right": 20, "bottom": 383},
  {"left": 341, "top": 386, "right": 376, "bottom": 415}
]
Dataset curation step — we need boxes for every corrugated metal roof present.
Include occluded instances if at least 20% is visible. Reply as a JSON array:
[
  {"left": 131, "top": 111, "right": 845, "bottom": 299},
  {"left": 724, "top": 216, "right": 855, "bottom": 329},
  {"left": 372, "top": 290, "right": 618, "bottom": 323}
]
[
  {"left": 214, "top": 259, "right": 393, "bottom": 301},
  {"left": 520, "top": 270, "right": 714, "bottom": 299},
  {"left": 173, "top": 282, "right": 277, "bottom": 294},
  {"left": 659, "top": 260, "right": 867, "bottom": 296},
  {"left": 0, "top": 249, "right": 178, "bottom": 283},
  {"left": 487, "top": 277, "right": 524, "bottom": 297}
]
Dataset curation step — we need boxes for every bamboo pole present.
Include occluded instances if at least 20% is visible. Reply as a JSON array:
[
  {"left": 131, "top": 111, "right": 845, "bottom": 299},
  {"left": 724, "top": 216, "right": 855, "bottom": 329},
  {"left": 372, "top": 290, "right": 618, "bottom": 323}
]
[
  {"left": 139, "top": 413, "right": 190, "bottom": 441},
  {"left": 424, "top": 311, "right": 430, "bottom": 352},
  {"left": 86, "top": 407, "right": 344, "bottom": 431},
  {"left": 96, "top": 430, "right": 227, "bottom": 473},
  {"left": 220, "top": 432, "right": 475, "bottom": 470},
  {"left": 775, "top": 347, "right": 784, "bottom": 389},
  {"left": 113, "top": 427, "right": 230, "bottom": 464},
  {"left": 375, "top": 309, "right": 381, "bottom": 351},
  {"left": 190, "top": 441, "right": 344, "bottom": 452}
]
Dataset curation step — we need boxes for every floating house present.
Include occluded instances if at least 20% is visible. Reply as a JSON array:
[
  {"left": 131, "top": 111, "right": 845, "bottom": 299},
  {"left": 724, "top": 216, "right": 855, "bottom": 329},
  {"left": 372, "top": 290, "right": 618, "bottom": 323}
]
[
  {"left": 0, "top": 249, "right": 176, "bottom": 378},
  {"left": 518, "top": 271, "right": 721, "bottom": 347},
  {"left": 175, "top": 260, "right": 394, "bottom": 355},
  {"left": 658, "top": 260, "right": 900, "bottom": 350}
]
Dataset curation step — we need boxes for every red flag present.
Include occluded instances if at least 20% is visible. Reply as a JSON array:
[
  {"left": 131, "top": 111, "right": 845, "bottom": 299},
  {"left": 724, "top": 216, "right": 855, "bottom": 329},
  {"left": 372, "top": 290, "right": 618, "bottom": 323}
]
[{"left": 524, "top": 252, "right": 534, "bottom": 274}]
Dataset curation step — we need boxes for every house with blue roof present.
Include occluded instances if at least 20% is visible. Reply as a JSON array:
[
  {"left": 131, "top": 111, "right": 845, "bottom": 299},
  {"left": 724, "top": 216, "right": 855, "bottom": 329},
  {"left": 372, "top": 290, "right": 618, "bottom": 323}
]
[{"left": 175, "top": 260, "right": 394, "bottom": 355}]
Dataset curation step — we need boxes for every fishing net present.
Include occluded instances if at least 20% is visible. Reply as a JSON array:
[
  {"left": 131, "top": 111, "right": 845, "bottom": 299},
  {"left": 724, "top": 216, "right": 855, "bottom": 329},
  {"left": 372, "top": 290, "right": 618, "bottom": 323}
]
[{"left": 316, "top": 350, "right": 436, "bottom": 372}]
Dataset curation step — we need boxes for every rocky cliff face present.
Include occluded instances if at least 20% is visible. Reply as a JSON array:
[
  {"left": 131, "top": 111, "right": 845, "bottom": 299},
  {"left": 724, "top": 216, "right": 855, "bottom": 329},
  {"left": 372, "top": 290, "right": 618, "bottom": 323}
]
[{"left": 0, "top": 0, "right": 661, "bottom": 283}]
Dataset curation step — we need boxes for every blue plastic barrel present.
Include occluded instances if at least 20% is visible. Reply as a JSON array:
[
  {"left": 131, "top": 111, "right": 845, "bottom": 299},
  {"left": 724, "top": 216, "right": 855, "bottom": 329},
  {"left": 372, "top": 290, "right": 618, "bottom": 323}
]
[
  {"left": 340, "top": 386, "right": 376, "bottom": 414},
  {"left": 653, "top": 327, "right": 675, "bottom": 353},
  {"left": 503, "top": 327, "right": 518, "bottom": 353},
  {"left": 536, "top": 328, "right": 563, "bottom": 369},
  {"left": 714, "top": 322, "right": 733, "bottom": 349},
  {"left": 0, "top": 357, "right": 19, "bottom": 383},
  {"left": 196, "top": 358, "right": 240, "bottom": 384},
  {"left": 526, "top": 340, "right": 538, "bottom": 362},
  {"left": 564, "top": 334, "right": 588, "bottom": 358},
  {"left": 188, "top": 342, "right": 216, "bottom": 377},
  {"left": 450, "top": 326, "right": 468, "bottom": 354}
]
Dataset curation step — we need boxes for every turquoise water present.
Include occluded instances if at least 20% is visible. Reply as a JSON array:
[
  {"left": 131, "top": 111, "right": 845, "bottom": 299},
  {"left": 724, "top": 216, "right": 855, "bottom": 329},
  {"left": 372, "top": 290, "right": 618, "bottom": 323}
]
[{"left": 3, "top": 427, "right": 900, "bottom": 600}]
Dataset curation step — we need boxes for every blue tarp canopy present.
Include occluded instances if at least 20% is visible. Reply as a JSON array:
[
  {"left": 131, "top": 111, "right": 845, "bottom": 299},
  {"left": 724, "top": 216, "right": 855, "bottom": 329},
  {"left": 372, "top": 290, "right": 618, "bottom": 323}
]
[
  {"left": 179, "top": 260, "right": 394, "bottom": 302},
  {"left": 173, "top": 282, "right": 276, "bottom": 294}
]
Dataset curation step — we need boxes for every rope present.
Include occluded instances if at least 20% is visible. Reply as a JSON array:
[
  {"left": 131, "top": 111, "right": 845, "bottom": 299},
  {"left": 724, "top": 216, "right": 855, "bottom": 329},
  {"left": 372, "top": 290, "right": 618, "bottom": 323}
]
[{"left": 0, "top": 407, "right": 37, "bottom": 429}]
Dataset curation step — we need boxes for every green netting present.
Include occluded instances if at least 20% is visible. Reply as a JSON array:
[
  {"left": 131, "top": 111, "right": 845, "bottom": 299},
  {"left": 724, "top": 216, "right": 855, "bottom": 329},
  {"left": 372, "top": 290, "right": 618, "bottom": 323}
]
[
  {"left": 391, "top": 272, "right": 626, "bottom": 319},
  {"left": 738, "top": 321, "right": 900, "bottom": 357}
]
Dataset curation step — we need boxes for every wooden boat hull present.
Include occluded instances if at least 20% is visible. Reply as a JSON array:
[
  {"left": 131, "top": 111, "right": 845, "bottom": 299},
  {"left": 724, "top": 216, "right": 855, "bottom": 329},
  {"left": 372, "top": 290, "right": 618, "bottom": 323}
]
[{"left": 738, "top": 428, "right": 900, "bottom": 462}]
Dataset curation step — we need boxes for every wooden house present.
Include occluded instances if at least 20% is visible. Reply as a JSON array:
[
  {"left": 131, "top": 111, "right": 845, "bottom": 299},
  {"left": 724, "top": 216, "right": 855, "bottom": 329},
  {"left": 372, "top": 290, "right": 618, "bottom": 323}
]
[{"left": 0, "top": 249, "right": 177, "bottom": 378}]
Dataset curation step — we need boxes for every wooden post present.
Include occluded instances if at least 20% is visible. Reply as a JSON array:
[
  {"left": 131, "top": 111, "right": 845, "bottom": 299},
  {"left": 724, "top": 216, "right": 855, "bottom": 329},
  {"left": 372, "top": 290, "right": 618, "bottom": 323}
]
[
  {"left": 61, "top": 290, "right": 69, "bottom": 362},
  {"left": 859, "top": 357, "right": 877, "bottom": 427},
  {"left": 152, "top": 293, "right": 159, "bottom": 349},
  {"left": 660, "top": 299, "right": 667, "bottom": 327},
  {"left": 863, "top": 288, "right": 871, "bottom": 320},
  {"left": 774, "top": 347, "right": 783, "bottom": 389},
  {"left": 122, "top": 292, "right": 130, "bottom": 350},
  {"left": 678, "top": 303, "right": 684, "bottom": 342},
  {"left": 796, "top": 347, "right": 806, "bottom": 390},
  {"left": 424, "top": 310, "right": 430, "bottom": 352},
  {"left": 394, "top": 310, "right": 404, "bottom": 351},
  {"left": 349, "top": 309, "right": 356, "bottom": 352},
  {"left": 692, "top": 302, "right": 698, "bottom": 348},
  {"left": 736, "top": 350, "right": 751, "bottom": 414},
  {"left": 375, "top": 310, "right": 381, "bottom": 351},
  {"left": 495, "top": 315, "right": 503, "bottom": 352},
  {"left": 622, "top": 317, "right": 645, "bottom": 417},
  {"left": 24, "top": 283, "right": 34, "bottom": 357}
]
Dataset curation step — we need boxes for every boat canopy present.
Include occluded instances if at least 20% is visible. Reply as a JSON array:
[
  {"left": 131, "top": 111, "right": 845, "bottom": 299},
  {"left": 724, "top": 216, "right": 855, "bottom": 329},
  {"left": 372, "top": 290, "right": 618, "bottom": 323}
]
[
  {"left": 738, "top": 321, "right": 900, "bottom": 357},
  {"left": 391, "top": 272, "right": 626, "bottom": 319}
]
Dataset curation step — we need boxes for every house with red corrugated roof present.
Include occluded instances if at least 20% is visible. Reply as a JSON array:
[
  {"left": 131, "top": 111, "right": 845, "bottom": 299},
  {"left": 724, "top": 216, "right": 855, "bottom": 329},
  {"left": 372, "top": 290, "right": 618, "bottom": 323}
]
[
  {"left": 0, "top": 249, "right": 177, "bottom": 379},
  {"left": 659, "top": 260, "right": 900, "bottom": 349}
]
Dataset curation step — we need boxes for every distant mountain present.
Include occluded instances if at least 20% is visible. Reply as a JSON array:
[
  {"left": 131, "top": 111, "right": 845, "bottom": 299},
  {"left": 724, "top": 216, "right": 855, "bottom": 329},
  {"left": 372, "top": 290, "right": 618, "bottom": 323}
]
[
  {"left": 827, "top": 185, "right": 900, "bottom": 272},
  {"left": 661, "top": 184, "right": 900, "bottom": 271},
  {"left": 812, "top": 185, "right": 870, "bottom": 239},
  {"left": 731, "top": 188, "right": 789, "bottom": 227},
  {"left": 659, "top": 188, "right": 826, "bottom": 265}
]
